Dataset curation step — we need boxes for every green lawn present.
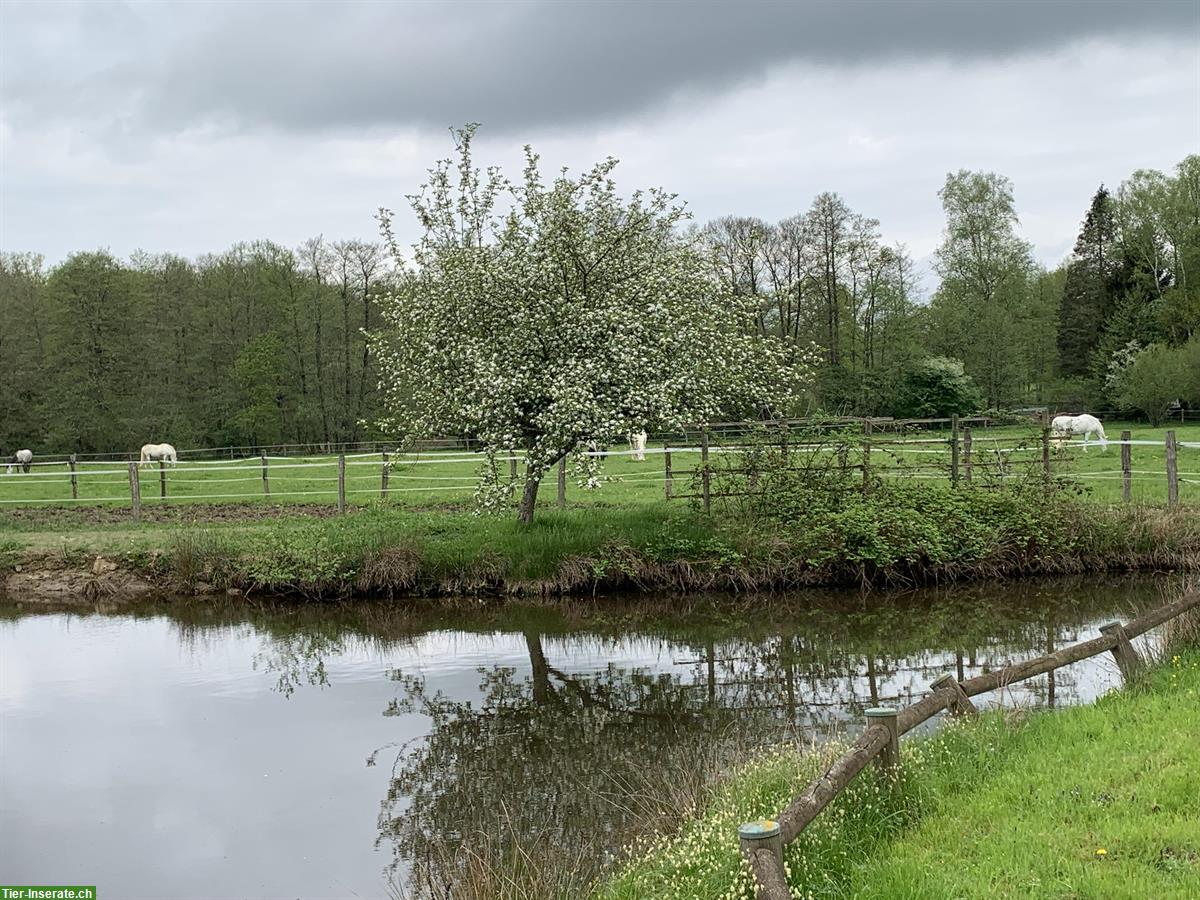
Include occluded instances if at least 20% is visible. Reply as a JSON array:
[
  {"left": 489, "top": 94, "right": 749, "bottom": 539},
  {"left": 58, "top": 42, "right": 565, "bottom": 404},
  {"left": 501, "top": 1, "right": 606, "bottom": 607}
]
[
  {"left": 841, "top": 651, "right": 1200, "bottom": 899},
  {"left": 0, "top": 422, "right": 1196, "bottom": 515},
  {"left": 600, "top": 647, "right": 1200, "bottom": 900}
]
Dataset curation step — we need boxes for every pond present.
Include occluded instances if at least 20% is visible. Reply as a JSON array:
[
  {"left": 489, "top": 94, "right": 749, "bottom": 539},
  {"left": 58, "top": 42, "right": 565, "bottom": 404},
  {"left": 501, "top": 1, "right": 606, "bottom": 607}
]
[{"left": 0, "top": 575, "right": 1188, "bottom": 899}]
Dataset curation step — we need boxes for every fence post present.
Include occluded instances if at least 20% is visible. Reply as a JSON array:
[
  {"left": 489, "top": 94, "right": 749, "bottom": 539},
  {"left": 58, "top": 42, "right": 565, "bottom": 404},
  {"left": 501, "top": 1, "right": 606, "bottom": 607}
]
[
  {"left": 1040, "top": 410, "right": 1051, "bottom": 489},
  {"left": 737, "top": 819, "right": 787, "bottom": 899},
  {"left": 780, "top": 421, "right": 789, "bottom": 467},
  {"left": 865, "top": 707, "right": 900, "bottom": 775},
  {"left": 663, "top": 441, "right": 673, "bottom": 500},
  {"left": 862, "top": 419, "right": 872, "bottom": 493},
  {"left": 127, "top": 461, "right": 141, "bottom": 522},
  {"left": 69, "top": 454, "right": 78, "bottom": 500},
  {"left": 1121, "top": 430, "right": 1131, "bottom": 502},
  {"left": 337, "top": 453, "right": 346, "bottom": 514},
  {"left": 1046, "top": 626, "right": 1057, "bottom": 708},
  {"left": 1099, "top": 622, "right": 1142, "bottom": 682},
  {"left": 557, "top": 456, "right": 566, "bottom": 509},
  {"left": 930, "top": 673, "right": 979, "bottom": 718},
  {"left": 159, "top": 459, "right": 167, "bottom": 499},
  {"left": 380, "top": 451, "right": 390, "bottom": 499},
  {"left": 1165, "top": 430, "right": 1178, "bottom": 508},
  {"left": 701, "top": 429, "right": 711, "bottom": 513},
  {"left": 962, "top": 427, "right": 972, "bottom": 484},
  {"left": 509, "top": 451, "right": 518, "bottom": 482},
  {"left": 950, "top": 415, "right": 960, "bottom": 486}
]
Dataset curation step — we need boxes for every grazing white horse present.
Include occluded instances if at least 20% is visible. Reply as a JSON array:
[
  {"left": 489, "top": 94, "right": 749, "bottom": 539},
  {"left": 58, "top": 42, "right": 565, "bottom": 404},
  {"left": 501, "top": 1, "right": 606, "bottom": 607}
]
[
  {"left": 628, "top": 431, "right": 648, "bottom": 462},
  {"left": 140, "top": 442, "right": 177, "bottom": 465},
  {"left": 1050, "top": 414, "right": 1108, "bottom": 452},
  {"left": 5, "top": 449, "right": 32, "bottom": 474}
]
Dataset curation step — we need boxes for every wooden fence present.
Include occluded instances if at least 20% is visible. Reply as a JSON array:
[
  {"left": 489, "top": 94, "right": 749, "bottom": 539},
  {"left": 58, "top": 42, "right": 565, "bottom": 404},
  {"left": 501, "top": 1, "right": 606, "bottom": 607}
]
[
  {"left": 665, "top": 415, "right": 1193, "bottom": 511},
  {"left": 3, "top": 415, "right": 1195, "bottom": 513},
  {"left": 736, "top": 590, "right": 1200, "bottom": 899}
]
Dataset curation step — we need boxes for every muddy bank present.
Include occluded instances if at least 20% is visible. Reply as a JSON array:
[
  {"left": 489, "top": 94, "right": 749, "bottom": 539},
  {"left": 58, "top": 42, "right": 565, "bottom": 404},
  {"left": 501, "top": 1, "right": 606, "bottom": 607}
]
[
  {"left": 4, "top": 546, "right": 1198, "bottom": 607},
  {"left": 2, "top": 555, "right": 179, "bottom": 606}
]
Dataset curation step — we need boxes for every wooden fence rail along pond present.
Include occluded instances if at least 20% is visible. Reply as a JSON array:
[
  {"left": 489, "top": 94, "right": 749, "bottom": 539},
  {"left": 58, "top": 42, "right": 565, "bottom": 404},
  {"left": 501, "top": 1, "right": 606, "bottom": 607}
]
[{"left": 737, "top": 590, "right": 1200, "bottom": 900}]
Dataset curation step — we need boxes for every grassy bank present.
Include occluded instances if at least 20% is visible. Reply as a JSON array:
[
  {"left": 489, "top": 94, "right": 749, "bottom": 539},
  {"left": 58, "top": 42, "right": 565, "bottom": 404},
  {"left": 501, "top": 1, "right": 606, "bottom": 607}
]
[
  {"left": 3, "top": 480, "right": 1200, "bottom": 600},
  {"left": 601, "top": 645, "right": 1200, "bottom": 899}
]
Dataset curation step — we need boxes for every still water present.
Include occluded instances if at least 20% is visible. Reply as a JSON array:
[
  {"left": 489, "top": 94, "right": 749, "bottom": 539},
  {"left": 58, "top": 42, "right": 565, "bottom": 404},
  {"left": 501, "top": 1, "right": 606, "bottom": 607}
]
[{"left": 0, "top": 575, "right": 1186, "bottom": 899}]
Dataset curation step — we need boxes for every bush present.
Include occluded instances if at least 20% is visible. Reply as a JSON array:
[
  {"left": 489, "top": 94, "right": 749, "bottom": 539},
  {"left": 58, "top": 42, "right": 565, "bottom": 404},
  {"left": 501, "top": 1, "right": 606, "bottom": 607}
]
[
  {"left": 711, "top": 435, "right": 1073, "bottom": 580},
  {"left": 1114, "top": 341, "right": 1193, "bottom": 424},
  {"left": 887, "top": 356, "right": 983, "bottom": 418}
]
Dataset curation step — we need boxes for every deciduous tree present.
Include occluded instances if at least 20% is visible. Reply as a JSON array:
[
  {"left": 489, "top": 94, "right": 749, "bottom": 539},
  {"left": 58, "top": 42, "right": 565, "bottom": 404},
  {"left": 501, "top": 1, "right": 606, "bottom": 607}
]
[{"left": 374, "top": 126, "right": 804, "bottom": 523}]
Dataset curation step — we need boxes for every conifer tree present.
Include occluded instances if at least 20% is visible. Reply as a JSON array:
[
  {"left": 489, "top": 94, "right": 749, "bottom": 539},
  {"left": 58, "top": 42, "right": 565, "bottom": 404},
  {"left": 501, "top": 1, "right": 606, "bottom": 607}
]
[{"left": 1058, "top": 186, "right": 1121, "bottom": 377}]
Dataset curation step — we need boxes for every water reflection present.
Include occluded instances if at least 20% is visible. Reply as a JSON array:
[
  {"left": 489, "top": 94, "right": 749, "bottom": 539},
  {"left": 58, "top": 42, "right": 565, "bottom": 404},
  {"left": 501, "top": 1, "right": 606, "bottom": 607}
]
[
  {"left": 0, "top": 574, "right": 1187, "bottom": 900},
  {"left": 365, "top": 581, "right": 1171, "bottom": 894}
]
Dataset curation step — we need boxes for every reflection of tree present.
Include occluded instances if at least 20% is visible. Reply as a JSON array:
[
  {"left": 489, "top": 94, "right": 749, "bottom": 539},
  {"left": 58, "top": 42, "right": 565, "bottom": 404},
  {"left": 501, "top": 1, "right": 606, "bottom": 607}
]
[
  {"left": 372, "top": 587, "right": 1148, "bottom": 896},
  {"left": 252, "top": 632, "right": 341, "bottom": 697},
  {"left": 138, "top": 573, "right": 1179, "bottom": 896},
  {"left": 376, "top": 628, "right": 781, "bottom": 895}
]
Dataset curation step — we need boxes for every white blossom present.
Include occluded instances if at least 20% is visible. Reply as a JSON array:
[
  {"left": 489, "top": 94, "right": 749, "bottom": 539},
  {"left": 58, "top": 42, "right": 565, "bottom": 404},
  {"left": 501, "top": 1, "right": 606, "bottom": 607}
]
[{"left": 373, "top": 125, "right": 813, "bottom": 521}]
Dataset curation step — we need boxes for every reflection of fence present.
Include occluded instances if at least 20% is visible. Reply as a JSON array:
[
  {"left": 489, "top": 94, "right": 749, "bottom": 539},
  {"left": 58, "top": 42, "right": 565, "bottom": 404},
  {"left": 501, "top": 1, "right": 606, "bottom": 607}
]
[{"left": 738, "top": 590, "right": 1200, "bottom": 899}]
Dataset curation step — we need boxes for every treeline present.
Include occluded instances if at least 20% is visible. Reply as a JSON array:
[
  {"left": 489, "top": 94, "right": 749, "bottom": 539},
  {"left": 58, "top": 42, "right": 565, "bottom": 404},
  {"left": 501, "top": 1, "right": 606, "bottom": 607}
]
[
  {"left": 2, "top": 155, "right": 1197, "bottom": 455},
  {"left": 700, "top": 154, "right": 1199, "bottom": 421},
  {"left": 0, "top": 239, "right": 390, "bottom": 453}
]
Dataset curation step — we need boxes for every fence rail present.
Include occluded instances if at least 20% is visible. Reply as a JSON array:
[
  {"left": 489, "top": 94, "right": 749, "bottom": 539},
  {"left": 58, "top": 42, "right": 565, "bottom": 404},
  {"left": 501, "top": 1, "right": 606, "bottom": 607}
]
[
  {"left": 666, "top": 415, "right": 1197, "bottom": 510},
  {"left": 2, "top": 416, "right": 1196, "bottom": 513},
  {"left": 738, "top": 590, "right": 1200, "bottom": 899}
]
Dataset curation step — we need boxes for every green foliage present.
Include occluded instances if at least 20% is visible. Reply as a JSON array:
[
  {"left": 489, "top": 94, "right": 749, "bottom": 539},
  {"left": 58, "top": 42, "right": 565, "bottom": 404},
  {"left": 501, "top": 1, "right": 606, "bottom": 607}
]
[
  {"left": 0, "top": 537, "right": 22, "bottom": 571},
  {"left": 1114, "top": 339, "right": 1198, "bottom": 425},
  {"left": 243, "top": 521, "right": 360, "bottom": 590},
  {"left": 0, "top": 239, "right": 385, "bottom": 454},
  {"left": 886, "top": 356, "right": 983, "bottom": 418},
  {"left": 4, "top": 153, "right": 1196, "bottom": 458},
  {"left": 928, "top": 170, "right": 1039, "bottom": 409},
  {"left": 1058, "top": 186, "right": 1122, "bottom": 377},
  {"left": 704, "top": 434, "right": 1100, "bottom": 581},
  {"left": 231, "top": 333, "right": 292, "bottom": 445}
]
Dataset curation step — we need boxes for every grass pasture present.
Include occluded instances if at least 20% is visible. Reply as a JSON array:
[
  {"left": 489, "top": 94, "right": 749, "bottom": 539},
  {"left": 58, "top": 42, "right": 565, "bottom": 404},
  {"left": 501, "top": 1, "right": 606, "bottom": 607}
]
[
  {"left": 0, "top": 446, "right": 673, "bottom": 511},
  {"left": 1, "top": 421, "right": 1196, "bottom": 515}
]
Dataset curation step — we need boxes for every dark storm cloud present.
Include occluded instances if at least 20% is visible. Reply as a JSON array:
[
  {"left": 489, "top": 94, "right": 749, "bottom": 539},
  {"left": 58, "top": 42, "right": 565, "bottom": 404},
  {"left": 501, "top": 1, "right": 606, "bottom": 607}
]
[{"left": 2, "top": 0, "right": 1197, "bottom": 137}]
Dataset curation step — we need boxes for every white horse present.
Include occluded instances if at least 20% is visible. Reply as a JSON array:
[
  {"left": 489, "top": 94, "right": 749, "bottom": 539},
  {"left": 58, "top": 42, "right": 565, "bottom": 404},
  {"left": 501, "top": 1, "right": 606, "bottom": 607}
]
[
  {"left": 628, "top": 431, "right": 648, "bottom": 462},
  {"left": 1050, "top": 414, "right": 1108, "bottom": 452},
  {"left": 5, "top": 449, "right": 32, "bottom": 474},
  {"left": 140, "top": 442, "right": 177, "bottom": 465}
]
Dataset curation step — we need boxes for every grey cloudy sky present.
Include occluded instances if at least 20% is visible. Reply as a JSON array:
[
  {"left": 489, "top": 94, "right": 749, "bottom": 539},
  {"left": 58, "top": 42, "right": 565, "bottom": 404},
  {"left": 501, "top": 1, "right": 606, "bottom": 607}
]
[{"left": 2, "top": 0, "right": 1198, "bottom": 277}]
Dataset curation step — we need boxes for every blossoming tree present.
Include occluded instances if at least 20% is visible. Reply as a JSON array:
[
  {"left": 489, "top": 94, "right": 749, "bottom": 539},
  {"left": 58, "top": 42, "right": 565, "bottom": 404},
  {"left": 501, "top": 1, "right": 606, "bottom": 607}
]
[{"left": 375, "top": 126, "right": 805, "bottom": 523}]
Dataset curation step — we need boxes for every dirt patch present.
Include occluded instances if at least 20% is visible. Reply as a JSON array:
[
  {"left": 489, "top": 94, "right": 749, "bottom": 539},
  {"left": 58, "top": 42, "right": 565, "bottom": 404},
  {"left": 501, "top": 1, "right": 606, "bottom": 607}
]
[
  {"left": 0, "top": 502, "right": 342, "bottom": 528},
  {"left": 2, "top": 554, "right": 163, "bottom": 605}
]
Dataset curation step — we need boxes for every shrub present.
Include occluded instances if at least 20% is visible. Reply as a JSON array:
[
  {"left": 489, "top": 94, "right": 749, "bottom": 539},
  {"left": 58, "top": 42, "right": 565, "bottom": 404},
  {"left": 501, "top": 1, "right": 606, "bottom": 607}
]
[
  {"left": 1114, "top": 342, "right": 1191, "bottom": 424},
  {"left": 887, "top": 357, "right": 983, "bottom": 418}
]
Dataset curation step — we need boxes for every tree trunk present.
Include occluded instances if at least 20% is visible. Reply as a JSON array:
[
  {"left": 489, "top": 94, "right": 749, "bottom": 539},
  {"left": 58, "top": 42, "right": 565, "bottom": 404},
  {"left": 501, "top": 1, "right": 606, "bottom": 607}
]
[
  {"left": 517, "top": 472, "right": 541, "bottom": 524},
  {"left": 525, "top": 630, "right": 551, "bottom": 703}
]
